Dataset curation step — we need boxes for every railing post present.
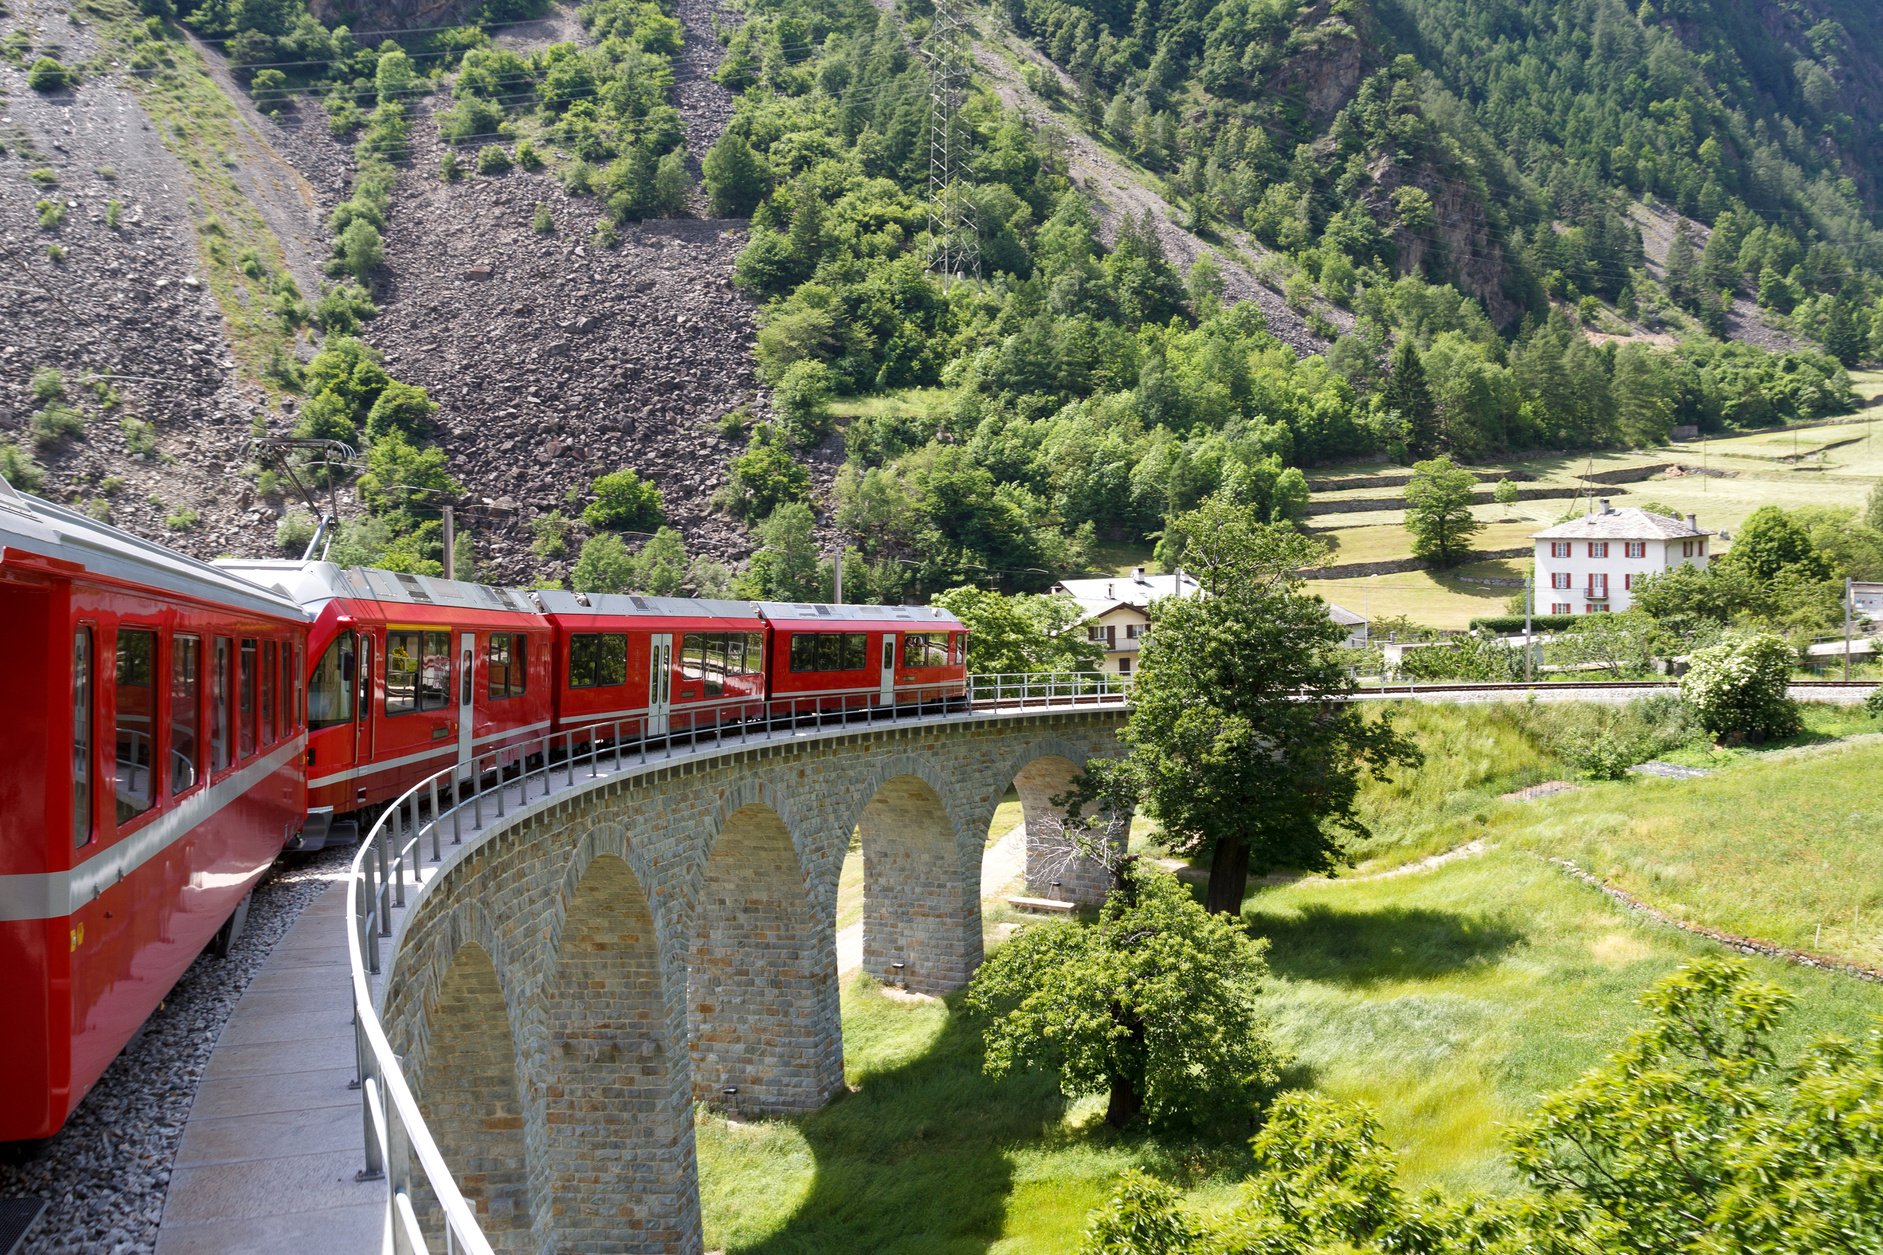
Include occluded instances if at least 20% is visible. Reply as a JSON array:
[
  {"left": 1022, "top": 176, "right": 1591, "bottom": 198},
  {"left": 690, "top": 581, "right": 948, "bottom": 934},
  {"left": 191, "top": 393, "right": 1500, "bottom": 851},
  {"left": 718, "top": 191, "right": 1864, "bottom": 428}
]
[
  {"left": 568, "top": 732, "right": 577, "bottom": 788},
  {"left": 428, "top": 776, "right": 442, "bottom": 862},
  {"left": 355, "top": 1029, "right": 384, "bottom": 1181},
  {"left": 390, "top": 804, "right": 406, "bottom": 909},
  {"left": 375, "top": 824, "right": 392, "bottom": 932}
]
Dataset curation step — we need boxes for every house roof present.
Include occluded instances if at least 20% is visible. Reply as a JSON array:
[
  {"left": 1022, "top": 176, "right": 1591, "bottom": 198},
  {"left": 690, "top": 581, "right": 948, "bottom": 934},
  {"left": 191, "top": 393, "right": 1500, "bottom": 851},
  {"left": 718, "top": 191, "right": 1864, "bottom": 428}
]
[
  {"left": 1531, "top": 507, "right": 1710, "bottom": 541},
  {"left": 1051, "top": 570, "right": 1367, "bottom": 630}
]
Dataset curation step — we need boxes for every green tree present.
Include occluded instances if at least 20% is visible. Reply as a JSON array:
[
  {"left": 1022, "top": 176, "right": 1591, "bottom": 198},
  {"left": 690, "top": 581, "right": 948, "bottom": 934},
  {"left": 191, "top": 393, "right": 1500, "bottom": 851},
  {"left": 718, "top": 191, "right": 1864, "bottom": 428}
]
[
  {"left": 702, "top": 131, "right": 767, "bottom": 217},
  {"left": 966, "top": 862, "right": 1280, "bottom": 1128},
  {"left": 357, "top": 431, "right": 462, "bottom": 531},
  {"left": 1380, "top": 339, "right": 1440, "bottom": 457},
  {"left": 634, "top": 526, "right": 690, "bottom": 595},
  {"left": 363, "top": 380, "right": 438, "bottom": 442},
  {"left": 583, "top": 468, "right": 666, "bottom": 532},
  {"left": 1404, "top": 455, "right": 1483, "bottom": 568},
  {"left": 651, "top": 148, "right": 691, "bottom": 217},
  {"left": 1724, "top": 506, "right": 1830, "bottom": 583},
  {"left": 1680, "top": 632, "right": 1800, "bottom": 742},
  {"left": 720, "top": 424, "right": 810, "bottom": 521},
  {"left": 742, "top": 501, "right": 827, "bottom": 600},
  {"left": 773, "top": 358, "right": 834, "bottom": 448},
  {"left": 330, "top": 218, "right": 384, "bottom": 284},
  {"left": 570, "top": 533, "right": 637, "bottom": 593},
  {"left": 931, "top": 585, "right": 1102, "bottom": 675},
  {"left": 1492, "top": 478, "right": 1519, "bottom": 507},
  {"left": 1090, "top": 496, "right": 1418, "bottom": 913}
]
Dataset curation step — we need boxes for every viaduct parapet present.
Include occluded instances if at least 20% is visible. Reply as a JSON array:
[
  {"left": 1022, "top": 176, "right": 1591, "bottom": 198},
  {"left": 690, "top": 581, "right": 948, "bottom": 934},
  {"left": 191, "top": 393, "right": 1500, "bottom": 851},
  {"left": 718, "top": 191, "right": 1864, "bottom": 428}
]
[{"left": 371, "top": 708, "right": 1129, "bottom": 1253}]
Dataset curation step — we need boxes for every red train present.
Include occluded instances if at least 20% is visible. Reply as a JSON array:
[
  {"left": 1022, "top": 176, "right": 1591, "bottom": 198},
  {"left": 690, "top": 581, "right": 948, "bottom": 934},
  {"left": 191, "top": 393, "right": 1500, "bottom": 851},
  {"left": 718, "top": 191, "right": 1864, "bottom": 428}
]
[{"left": 2, "top": 489, "right": 967, "bottom": 1143}]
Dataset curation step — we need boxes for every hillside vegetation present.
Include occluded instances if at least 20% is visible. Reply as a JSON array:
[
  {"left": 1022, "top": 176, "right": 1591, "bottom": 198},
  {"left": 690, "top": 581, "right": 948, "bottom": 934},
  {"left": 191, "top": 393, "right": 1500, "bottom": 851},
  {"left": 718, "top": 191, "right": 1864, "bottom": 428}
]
[{"left": 3, "top": 0, "right": 1881, "bottom": 595}]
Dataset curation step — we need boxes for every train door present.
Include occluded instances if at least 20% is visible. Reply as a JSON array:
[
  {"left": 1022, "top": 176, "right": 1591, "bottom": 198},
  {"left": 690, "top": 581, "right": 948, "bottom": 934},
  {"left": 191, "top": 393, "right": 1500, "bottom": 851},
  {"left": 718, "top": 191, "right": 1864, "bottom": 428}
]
[
  {"left": 879, "top": 634, "right": 896, "bottom": 706},
  {"left": 648, "top": 633, "right": 673, "bottom": 736},
  {"left": 455, "top": 631, "right": 475, "bottom": 782}
]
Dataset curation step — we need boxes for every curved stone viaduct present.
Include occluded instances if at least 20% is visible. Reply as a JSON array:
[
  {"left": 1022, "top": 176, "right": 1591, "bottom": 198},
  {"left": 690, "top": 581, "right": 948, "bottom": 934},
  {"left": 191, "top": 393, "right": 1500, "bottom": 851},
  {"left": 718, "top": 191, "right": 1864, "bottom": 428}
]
[{"left": 372, "top": 707, "right": 1129, "bottom": 1254}]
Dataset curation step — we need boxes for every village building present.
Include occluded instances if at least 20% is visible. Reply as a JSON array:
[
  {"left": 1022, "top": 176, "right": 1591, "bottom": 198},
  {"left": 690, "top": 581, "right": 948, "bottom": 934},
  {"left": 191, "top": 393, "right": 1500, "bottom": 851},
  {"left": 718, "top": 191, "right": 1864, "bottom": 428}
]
[
  {"left": 1053, "top": 568, "right": 1368, "bottom": 676},
  {"left": 1530, "top": 502, "right": 1712, "bottom": 616}
]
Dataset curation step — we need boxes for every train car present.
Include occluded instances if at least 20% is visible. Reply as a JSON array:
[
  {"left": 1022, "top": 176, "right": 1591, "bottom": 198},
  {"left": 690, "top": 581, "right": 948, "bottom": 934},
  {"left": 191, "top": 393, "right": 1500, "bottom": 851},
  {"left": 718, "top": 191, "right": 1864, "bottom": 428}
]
[
  {"left": 535, "top": 591, "right": 769, "bottom": 740},
  {"left": 219, "top": 562, "right": 553, "bottom": 844},
  {"left": 0, "top": 482, "right": 309, "bottom": 1143},
  {"left": 756, "top": 602, "right": 969, "bottom": 712}
]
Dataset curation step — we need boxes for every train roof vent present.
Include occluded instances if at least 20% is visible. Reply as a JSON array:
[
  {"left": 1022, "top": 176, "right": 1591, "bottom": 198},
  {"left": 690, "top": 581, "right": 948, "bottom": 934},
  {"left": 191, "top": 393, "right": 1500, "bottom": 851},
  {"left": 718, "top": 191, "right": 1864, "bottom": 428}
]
[
  {"left": 394, "top": 572, "right": 435, "bottom": 604},
  {"left": 573, "top": 591, "right": 591, "bottom": 607},
  {"left": 474, "top": 583, "right": 508, "bottom": 609},
  {"left": 0, "top": 473, "right": 30, "bottom": 516},
  {"left": 629, "top": 595, "right": 651, "bottom": 610},
  {"left": 528, "top": 590, "right": 547, "bottom": 611}
]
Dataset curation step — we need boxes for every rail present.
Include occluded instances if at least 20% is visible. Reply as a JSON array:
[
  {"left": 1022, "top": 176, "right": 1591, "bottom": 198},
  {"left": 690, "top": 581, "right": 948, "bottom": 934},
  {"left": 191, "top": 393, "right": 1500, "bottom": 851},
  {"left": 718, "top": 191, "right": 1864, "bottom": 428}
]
[{"left": 343, "top": 673, "right": 1127, "bottom": 1253}]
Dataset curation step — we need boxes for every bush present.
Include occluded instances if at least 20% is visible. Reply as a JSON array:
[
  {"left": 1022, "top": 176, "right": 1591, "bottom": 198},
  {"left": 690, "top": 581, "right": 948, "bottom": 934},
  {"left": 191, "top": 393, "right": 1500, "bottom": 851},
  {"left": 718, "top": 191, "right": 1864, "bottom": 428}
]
[
  {"left": 165, "top": 507, "right": 199, "bottom": 531},
  {"left": 0, "top": 441, "right": 45, "bottom": 492},
  {"left": 773, "top": 358, "right": 833, "bottom": 447},
  {"left": 276, "top": 511, "right": 318, "bottom": 555},
  {"left": 30, "top": 367, "right": 64, "bottom": 404},
  {"left": 1865, "top": 687, "right": 1883, "bottom": 719},
  {"left": 582, "top": 468, "right": 665, "bottom": 532},
  {"left": 1679, "top": 632, "right": 1800, "bottom": 742},
  {"left": 249, "top": 68, "right": 288, "bottom": 111},
  {"left": 27, "top": 56, "right": 75, "bottom": 92},
  {"left": 35, "top": 199, "right": 65, "bottom": 230},
  {"left": 532, "top": 203, "right": 554, "bottom": 234},
  {"left": 330, "top": 218, "right": 384, "bottom": 283},
  {"left": 476, "top": 144, "right": 512, "bottom": 174},
  {"left": 31, "top": 402, "right": 84, "bottom": 447},
  {"left": 1469, "top": 614, "right": 1578, "bottom": 634},
  {"left": 439, "top": 150, "right": 461, "bottom": 182},
  {"left": 515, "top": 139, "right": 543, "bottom": 170},
  {"left": 312, "top": 281, "right": 378, "bottom": 333},
  {"left": 120, "top": 416, "right": 157, "bottom": 456}
]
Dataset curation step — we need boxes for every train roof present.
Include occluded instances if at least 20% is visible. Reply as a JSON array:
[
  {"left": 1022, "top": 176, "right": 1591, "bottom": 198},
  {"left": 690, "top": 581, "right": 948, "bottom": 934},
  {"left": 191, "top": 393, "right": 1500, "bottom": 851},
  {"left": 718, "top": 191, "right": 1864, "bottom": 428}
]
[
  {"left": 755, "top": 601, "right": 966, "bottom": 629},
  {"left": 0, "top": 480, "right": 308, "bottom": 620},
  {"left": 533, "top": 590, "right": 764, "bottom": 622},
  {"left": 216, "top": 560, "right": 541, "bottom": 617}
]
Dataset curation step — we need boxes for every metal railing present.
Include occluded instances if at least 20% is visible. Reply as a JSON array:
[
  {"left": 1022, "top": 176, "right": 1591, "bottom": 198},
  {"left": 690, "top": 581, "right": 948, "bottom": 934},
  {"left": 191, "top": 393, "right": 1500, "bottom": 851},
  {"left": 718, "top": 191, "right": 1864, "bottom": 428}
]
[{"left": 343, "top": 674, "right": 1127, "bottom": 1253}]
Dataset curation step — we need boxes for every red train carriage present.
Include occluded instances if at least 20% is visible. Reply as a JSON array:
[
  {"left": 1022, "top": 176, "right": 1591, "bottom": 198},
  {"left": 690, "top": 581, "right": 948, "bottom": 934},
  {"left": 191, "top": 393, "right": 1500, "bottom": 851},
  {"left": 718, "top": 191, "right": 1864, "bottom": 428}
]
[
  {"left": 0, "top": 484, "right": 309, "bottom": 1143},
  {"left": 755, "top": 603, "right": 969, "bottom": 711},
  {"left": 536, "top": 592, "right": 768, "bottom": 739},
  {"left": 219, "top": 563, "right": 553, "bottom": 845}
]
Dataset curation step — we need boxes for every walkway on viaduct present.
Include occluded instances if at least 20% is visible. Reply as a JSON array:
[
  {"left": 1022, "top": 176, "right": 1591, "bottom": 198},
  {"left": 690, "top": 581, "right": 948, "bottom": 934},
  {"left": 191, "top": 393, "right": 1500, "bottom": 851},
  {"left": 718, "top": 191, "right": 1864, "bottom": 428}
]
[{"left": 362, "top": 702, "right": 1128, "bottom": 1254}]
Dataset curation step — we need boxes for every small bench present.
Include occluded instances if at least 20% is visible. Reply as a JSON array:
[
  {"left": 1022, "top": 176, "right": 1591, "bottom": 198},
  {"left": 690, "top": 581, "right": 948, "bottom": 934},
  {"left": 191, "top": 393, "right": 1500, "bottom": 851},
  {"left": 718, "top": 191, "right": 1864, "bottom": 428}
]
[{"left": 1007, "top": 896, "right": 1077, "bottom": 914}]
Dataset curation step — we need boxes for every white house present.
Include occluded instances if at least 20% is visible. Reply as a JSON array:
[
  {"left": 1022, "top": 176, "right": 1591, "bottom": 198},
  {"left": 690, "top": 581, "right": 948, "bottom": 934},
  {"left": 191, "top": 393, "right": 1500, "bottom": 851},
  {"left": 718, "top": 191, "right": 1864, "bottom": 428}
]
[
  {"left": 1851, "top": 580, "right": 1883, "bottom": 624},
  {"left": 1053, "top": 567, "right": 1368, "bottom": 675},
  {"left": 1531, "top": 502, "right": 1711, "bottom": 616}
]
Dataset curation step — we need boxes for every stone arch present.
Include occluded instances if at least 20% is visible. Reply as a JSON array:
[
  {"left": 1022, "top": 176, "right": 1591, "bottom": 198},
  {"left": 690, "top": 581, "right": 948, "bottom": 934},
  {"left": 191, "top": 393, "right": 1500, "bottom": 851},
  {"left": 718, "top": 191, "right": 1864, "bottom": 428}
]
[
  {"left": 537, "top": 851, "right": 700, "bottom": 1254},
  {"left": 413, "top": 941, "right": 532, "bottom": 1252},
  {"left": 688, "top": 801, "right": 841, "bottom": 1112},
  {"left": 852, "top": 756, "right": 980, "bottom": 994},
  {"left": 995, "top": 739, "right": 1131, "bottom": 905}
]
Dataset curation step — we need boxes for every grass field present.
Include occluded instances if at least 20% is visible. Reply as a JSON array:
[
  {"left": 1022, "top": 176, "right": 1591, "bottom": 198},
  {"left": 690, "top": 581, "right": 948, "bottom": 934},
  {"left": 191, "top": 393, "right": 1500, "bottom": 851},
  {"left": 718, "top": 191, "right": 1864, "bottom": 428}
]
[{"left": 696, "top": 712, "right": 1883, "bottom": 1247}]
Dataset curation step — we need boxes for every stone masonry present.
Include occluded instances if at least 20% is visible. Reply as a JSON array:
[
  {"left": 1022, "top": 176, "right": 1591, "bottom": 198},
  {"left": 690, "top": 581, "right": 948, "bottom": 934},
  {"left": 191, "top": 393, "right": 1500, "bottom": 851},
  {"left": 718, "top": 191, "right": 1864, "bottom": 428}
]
[{"left": 378, "top": 709, "right": 1127, "bottom": 1254}]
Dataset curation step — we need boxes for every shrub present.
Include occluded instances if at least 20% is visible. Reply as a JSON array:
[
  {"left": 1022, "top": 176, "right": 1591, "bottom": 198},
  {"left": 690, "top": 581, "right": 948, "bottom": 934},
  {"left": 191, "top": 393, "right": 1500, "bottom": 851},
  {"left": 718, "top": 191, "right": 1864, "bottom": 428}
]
[
  {"left": 249, "top": 68, "right": 289, "bottom": 112},
  {"left": 105, "top": 199, "right": 122, "bottom": 229},
  {"left": 530, "top": 510, "right": 571, "bottom": 560},
  {"left": 773, "top": 359, "right": 834, "bottom": 447},
  {"left": 276, "top": 511, "right": 318, "bottom": 555},
  {"left": 0, "top": 441, "right": 45, "bottom": 492},
  {"left": 312, "top": 281, "right": 378, "bottom": 333},
  {"left": 1493, "top": 477, "right": 1519, "bottom": 506},
  {"left": 165, "top": 507, "right": 199, "bottom": 531},
  {"left": 31, "top": 402, "right": 84, "bottom": 447},
  {"left": 330, "top": 218, "right": 384, "bottom": 283},
  {"left": 35, "top": 199, "right": 65, "bottom": 229},
  {"left": 583, "top": 468, "right": 665, "bottom": 532},
  {"left": 27, "top": 56, "right": 74, "bottom": 91},
  {"left": 515, "top": 139, "right": 543, "bottom": 170},
  {"left": 28, "top": 167, "right": 58, "bottom": 185},
  {"left": 1679, "top": 632, "right": 1800, "bottom": 742},
  {"left": 476, "top": 144, "right": 512, "bottom": 174},
  {"left": 1469, "top": 614, "right": 1577, "bottom": 633},
  {"left": 30, "top": 367, "right": 64, "bottom": 404},
  {"left": 120, "top": 416, "right": 158, "bottom": 456},
  {"left": 532, "top": 203, "right": 554, "bottom": 234},
  {"left": 1864, "top": 687, "right": 1883, "bottom": 719},
  {"left": 439, "top": 149, "right": 461, "bottom": 181}
]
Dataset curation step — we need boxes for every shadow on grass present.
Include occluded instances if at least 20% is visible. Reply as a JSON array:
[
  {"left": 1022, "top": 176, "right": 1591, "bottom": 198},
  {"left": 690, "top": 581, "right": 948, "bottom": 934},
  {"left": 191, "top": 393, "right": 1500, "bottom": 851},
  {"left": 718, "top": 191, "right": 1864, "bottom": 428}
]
[
  {"left": 1252, "top": 903, "right": 1523, "bottom": 987},
  {"left": 730, "top": 988, "right": 1066, "bottom": 1255}
]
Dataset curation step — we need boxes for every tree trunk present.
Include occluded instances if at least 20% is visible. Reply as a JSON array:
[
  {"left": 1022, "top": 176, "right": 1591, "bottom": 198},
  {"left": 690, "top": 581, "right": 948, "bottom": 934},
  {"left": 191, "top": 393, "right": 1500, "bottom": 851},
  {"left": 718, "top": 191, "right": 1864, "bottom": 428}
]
[
  {"left": 1205, "top": 833, "right": 1250, "bottom": 915},
  {"left": 1105, "top": 1070, "right": 1144, "bottom": 1128},
  {"left": 1105, "top": 1005, "right": 1148, "bottom": 1128}
]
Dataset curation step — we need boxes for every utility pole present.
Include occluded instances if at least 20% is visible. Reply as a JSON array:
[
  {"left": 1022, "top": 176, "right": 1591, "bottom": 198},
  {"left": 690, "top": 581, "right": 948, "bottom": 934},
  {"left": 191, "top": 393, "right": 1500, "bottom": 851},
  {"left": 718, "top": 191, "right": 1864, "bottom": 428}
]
[
  {"left": 441, "top": 505, "right": 456, "bottom": 581},
  {"left": 922, "top": 0, "right": 979, "bottom": 287},
  {"left": 1845, "top": 575, "right": 1854, "bottom": 684},
  {"left": 831, "top": 530, "right": 844, "bottom": 604},
  {"left": 1523, "top": 568, "right": 1534, "bottom": 684}
]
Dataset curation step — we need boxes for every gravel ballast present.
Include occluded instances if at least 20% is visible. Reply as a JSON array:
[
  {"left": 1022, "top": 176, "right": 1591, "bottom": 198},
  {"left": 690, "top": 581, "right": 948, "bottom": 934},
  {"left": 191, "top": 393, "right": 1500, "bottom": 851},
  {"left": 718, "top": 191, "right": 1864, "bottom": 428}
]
[{"left": 0, "top": 847, "right": 352, "bottom": 1255}]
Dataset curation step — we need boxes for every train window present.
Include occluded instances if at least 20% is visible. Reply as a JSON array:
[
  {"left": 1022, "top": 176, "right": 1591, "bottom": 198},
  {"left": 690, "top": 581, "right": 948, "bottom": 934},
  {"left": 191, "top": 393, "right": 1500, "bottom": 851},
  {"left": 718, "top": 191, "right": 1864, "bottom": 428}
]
[
  {"left": 73, "top": 629, "right": 92, "bottom": 848},
  {"left": 568, "top": 633, "right": 628, "bottom": 689},
  {"left": 385, "top": 630, "right": 452, "bottom": 715},
  {"left": 788, "top": 632, "right": 870, "bottom": 673},
  {"left": 308, "top": 634, "right": 355, "bottom": 730},
  {"left": 901, "top": 634, "right": 951, "bottom": 668},
  {"left": 238, "top": 640, "right": 257, "bottom": 759},
  {"left": 170, "top": 636, "right": 201, "bottom": 797},
  {"left": 745, "top": 633, "right": 765, "bottom": 674},
  {"left": 262, "top": 641, "right": 278, "bottom": 745},
  {"left": 488, "top": 633, "right": 527, "bottom": 700},
  {"left": 680, "top": 634, "right": 725, "bottom": 697},
  {"left": 290, "top": 643, "right": 303, "bottom": 731},
  {"left": 212, "top": 638, "right": 231, "bottom": 772},
  {"left": 115, "top": 629, "right": 158, "bottom": 823}
]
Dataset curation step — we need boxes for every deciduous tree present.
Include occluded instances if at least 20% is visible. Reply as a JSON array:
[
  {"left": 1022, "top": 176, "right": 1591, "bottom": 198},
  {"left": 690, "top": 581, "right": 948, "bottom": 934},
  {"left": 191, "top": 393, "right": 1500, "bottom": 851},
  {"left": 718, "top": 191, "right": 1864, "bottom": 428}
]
[
  {"left": 1089, "top": 496, "right": 1418, "bottom": 913},
  {"left": 1405, "top": 455, "right": 1483, "bottom": 568},
  {"left": 931, "top": 585, "right": 1102, "bottom": 675}
]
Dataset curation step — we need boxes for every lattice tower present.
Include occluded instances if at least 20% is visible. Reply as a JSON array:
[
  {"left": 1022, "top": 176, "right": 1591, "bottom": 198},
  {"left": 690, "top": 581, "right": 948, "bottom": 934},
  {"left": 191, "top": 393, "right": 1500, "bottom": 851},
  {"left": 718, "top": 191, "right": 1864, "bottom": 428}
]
[{"left": 921, "top": 0, "right": 979, "bottom": 285}]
